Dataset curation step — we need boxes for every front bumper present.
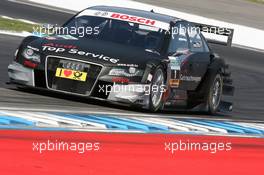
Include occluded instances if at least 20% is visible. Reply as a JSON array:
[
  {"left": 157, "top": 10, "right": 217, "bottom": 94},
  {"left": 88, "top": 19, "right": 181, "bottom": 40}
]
[
  {"left": 8, "top": 62, "right": 35, "bottom": 87},
  {"left": 8, "top": 62, "right": 151, "bottom": 108}
]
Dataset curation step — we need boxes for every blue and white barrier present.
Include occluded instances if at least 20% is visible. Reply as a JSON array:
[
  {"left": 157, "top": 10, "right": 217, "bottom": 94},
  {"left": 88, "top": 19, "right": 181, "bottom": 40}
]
[{"left": 1, "top": 110, "right": 264, "bottom": 137}]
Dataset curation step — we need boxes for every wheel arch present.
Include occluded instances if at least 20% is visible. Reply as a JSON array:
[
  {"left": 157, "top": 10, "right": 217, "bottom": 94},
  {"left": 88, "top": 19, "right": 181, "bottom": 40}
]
[{"left": 189, "top": 58, "right": 226, "bottom": 100}]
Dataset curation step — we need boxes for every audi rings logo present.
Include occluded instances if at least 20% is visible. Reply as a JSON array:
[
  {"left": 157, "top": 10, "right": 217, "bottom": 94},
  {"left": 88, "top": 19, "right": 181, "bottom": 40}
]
[
  {"left": 94, "top": 11, "right": 108, "bottom": 17},
  {"left": 62, "top": 61, "right": 86, "bottom": 72}
]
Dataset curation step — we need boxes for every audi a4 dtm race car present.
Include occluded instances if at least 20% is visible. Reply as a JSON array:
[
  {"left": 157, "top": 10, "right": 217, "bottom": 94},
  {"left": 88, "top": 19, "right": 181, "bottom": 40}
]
[{"left": 8, "top": 6, "right": 234, "bottom": 114}]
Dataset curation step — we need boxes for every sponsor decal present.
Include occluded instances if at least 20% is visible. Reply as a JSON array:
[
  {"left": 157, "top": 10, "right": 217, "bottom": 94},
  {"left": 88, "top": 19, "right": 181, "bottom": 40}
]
[
  {"left": 42, "top": 46, "right": 119, "bottom": 64},
  {"left": 111, "top": 13, "right": 156, "bottom": 26},
  {"left": 117, "top": 63, "right": 139, "bottom": 68},
  {"left": 94, "top": 11, "right": 109, "bottom": 17},
  {"left": 112, "top": 77, "right": 130, "bottom": 83},
  {"left": 171, "top": 70, "right": 180, "bottom": 80},
  {"left": 43, "top": 43, "right": 77, "bottom": 49},
  {"left": 147, "top": 74, "right": 153, "bottom": 82},
  {"left": 169, "top": 79, "right": 180, "bottom": 87},
  {"left": 128, "top": 67, "right": 136, "bottom": 74},
  {"left": 78, "top": 10, "right": 170, "bottom": 30},
  {"left": 55, "top": 68, "right": 87, "bottom": 82},
  {"left": 169, "top": 56, "right": 185, "bottom": 70},
  {"left": 180, "top": 75, "right": 201, "bottom": 82}
]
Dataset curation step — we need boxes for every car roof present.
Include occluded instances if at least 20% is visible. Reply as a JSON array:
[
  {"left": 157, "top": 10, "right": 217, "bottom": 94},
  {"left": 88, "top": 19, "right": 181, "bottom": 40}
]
[{"left": 89, "top": 6, "right": 179, "bottom": 24}]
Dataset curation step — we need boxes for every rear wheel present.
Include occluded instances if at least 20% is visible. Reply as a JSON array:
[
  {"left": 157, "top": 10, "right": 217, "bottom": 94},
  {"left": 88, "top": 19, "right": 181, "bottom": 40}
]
[
  {"left": 149, "top": 67, "right": 165, "bottom": 112},
  {"left": 207, "top": 73, "right": 223, "bottom": 114}
]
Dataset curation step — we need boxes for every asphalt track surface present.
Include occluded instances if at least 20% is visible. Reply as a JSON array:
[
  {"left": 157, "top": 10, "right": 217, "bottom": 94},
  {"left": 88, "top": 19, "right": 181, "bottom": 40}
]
[{"left": 0, "top": 0, "right": 264, "bottom": 121}]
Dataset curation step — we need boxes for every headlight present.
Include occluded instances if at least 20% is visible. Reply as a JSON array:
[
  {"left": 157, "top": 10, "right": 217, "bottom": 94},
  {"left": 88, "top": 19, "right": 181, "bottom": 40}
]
[
  {"left": 109, "top": 67, "right": 144, "bottom": 77},
  {"left": 22, "top": 48, "right": 41, "bottom": 63}
]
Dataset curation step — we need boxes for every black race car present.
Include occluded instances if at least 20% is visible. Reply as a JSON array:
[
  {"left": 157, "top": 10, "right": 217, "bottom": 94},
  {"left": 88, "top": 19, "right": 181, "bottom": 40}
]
[{"left": 8, "top": 6, "right": 234, "bottom": 114}]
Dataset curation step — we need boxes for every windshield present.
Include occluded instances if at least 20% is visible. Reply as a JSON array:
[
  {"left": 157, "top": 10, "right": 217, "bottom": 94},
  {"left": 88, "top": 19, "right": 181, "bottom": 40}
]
[{"left": 63, "top": 15, "right": 167, "bottom": 54}]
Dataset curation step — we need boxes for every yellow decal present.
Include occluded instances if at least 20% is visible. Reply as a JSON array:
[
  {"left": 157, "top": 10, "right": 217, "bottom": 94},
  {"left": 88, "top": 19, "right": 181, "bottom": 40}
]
[{"left": 55, "top": 68, "right": 87, "bottom": 82}]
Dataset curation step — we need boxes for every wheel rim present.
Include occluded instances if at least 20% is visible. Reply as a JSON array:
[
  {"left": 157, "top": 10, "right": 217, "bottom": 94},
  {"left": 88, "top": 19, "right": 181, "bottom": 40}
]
[
  {"left": 151, "top": 69, "right": 164, "bottom": 108},
  {"left": 211, "top": 77, "right": 222, "bottom": 109}
]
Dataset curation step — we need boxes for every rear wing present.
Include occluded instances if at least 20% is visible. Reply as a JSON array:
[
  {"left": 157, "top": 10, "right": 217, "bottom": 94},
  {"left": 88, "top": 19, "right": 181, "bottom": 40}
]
[{"left": 193, "top": 22, "right": 234, "bottom": 47}]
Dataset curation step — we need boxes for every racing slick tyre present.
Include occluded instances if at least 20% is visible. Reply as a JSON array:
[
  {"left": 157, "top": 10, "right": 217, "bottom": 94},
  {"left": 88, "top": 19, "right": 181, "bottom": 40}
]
[
  {"left": 149, "top": 67, "right": 166, "bottom": 112},
  {"left": 206, "top": 73, "right": 223, "bottom": 115}
]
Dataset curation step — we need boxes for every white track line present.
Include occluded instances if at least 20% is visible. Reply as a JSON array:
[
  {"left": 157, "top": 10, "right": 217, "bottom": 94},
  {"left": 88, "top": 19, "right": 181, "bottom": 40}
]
[
  {"left": 0, "top": 30, "right": 31, "bottom": 37},
  {"left": 1, "top": 15, "right": 38, "bottom": 24}
]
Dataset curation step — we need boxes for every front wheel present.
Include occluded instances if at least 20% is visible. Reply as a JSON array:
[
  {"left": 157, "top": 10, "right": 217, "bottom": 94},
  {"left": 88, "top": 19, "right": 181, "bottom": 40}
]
[
  {"left": 149, "top": 67, "right": 165, "bottom": 112},
  {"left": 207, "top": 73, "right": 223, "bottom": 114}
]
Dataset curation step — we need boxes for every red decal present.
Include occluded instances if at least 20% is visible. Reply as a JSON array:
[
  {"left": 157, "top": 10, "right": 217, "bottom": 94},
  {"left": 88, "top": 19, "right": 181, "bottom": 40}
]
[
  {"left": 64, "top": 70, "right": 72, "bottom": 77},
  {"left": 111, "top": 13, "right": 120, "bottom": 18},
  {"left": 120, "top": 15, "right": 129, "bottom": 20},
  {"left": 145, "top": 19, "right": 156, "bottom": 26},
  {"left": 130, "top": 16, "right": 137, "bottom": 22},
  {"left": 137, "top": 18, "right": 146, "bottom": 23},
  {"left": 23, "top": 60, "right": 37, "bottom": 69},
  {"left": 43, "top": 43, "right": 77, "bottom": 49},
  {"left": 111, "top": 13, "right": 156, "bottom": 26},
  {"left": 112, "top": 77, "right": 130, "bottom": 83}
]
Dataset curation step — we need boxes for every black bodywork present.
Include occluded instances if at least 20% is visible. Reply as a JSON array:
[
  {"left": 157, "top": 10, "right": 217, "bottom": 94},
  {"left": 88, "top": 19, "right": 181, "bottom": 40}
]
[{"left": 8, "top": 6, "right": 234, "bottom": 113}]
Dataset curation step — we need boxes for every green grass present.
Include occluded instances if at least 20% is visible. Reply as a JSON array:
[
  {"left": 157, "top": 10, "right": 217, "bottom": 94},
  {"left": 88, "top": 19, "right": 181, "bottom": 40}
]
[
  {"left": 247, "top": 0, "right": 264, "bottom": 4},
  {"left": 0, "top": 17, "right": 40, "bottom": 33}
]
